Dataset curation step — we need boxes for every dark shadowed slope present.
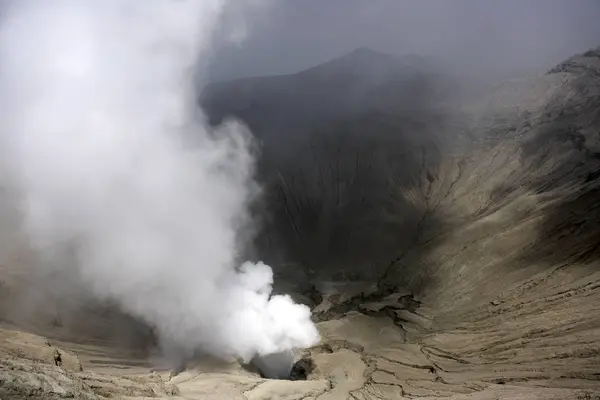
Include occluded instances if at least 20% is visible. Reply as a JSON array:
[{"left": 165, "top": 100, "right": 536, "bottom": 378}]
[
  {"left": 201, "top": 48, "right": 463, "bottom": 281},
  {"left": 1, "top": 47, "right": 600, "bottom": 399}
]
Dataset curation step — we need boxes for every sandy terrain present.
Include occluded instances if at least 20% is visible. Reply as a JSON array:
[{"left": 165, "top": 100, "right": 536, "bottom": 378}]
[{"left": 2, "top": 48, "right": 600, "bottom": 399}]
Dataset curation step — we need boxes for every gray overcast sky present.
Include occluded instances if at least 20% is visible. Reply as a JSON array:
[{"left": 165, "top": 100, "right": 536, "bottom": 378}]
[{"left": 208, "top": 0, "right": 600, "bottom": 82}]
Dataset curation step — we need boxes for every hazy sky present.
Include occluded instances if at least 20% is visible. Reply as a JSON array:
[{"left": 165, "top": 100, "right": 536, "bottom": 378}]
[{"left": 208, "top": 0, "right": 600, "bottom": 82}]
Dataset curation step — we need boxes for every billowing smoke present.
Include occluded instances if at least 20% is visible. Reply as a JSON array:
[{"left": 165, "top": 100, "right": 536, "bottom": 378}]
[{"left": 0, "top": 0, "right": 319, "bottom": 364}]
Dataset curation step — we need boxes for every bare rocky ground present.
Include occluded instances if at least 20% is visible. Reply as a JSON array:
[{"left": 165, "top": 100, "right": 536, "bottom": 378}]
[{"left": 2, "top": 47, "right": 600, "bottom": 399}]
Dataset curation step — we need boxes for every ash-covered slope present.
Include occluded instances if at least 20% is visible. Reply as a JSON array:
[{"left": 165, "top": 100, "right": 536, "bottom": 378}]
[{"left": 2, "top": 47, "right": 600, "bottom": 399}]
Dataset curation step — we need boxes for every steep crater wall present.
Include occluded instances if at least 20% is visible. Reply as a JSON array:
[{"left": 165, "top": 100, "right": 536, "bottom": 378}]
[{"left": 199, "top": 47, "right": 600, "bottom": 396}]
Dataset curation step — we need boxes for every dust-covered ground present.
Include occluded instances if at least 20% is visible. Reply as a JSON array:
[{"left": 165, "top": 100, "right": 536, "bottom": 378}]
[{"left": 2, "top": 47, "right": 600, "bottom": 399}]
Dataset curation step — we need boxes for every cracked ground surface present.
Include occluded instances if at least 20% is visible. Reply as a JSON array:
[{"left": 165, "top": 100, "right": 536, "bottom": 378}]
[{"left": 2, "top": 48, "right": 600, "bottom": 399}]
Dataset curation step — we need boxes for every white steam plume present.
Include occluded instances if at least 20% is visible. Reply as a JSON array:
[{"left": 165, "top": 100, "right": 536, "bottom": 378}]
[{"left": 0, "top": 0, "right": 319, "bottom": 363}]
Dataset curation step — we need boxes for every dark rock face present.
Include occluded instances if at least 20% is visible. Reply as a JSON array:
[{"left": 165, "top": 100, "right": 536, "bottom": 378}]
[
  {"left": 201, "top": 48, "right": 459, "bottom": 282},
  {"left": 289, "top": 357, "right": 314, "bottom": 381}
]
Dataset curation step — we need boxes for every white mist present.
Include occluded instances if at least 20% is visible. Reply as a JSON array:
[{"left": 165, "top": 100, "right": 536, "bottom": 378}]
[{"left": 0, "top": 0, "right": 319, "bottom": 369}]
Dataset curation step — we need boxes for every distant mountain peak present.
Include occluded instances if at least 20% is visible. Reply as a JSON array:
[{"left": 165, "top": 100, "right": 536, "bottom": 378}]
[
  {"left": 297, "top": 47, "right": 435, "bottom": 80},
  {"left": 329, "top": 46, "right": 398, "bottom": 63},
  {"left": 299, "top": 47, "right": 401, "bottom": 78},
  {"left": 346, "top": 46, "right": 387, "bottom": 57}
]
